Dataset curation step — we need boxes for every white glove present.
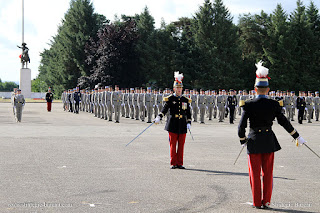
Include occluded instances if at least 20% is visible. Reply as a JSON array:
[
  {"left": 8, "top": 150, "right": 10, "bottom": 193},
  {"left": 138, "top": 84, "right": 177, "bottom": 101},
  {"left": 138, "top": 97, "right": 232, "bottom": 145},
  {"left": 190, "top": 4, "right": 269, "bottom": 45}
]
[
  {"left": 297, "top": 136, "right": 307, "bottom": 145},
  {"left": 187, "top": 123, "right": 191, "bottom": 130},
  {"left": 153, "top": 116, "right": 161, "bottom": 124}
]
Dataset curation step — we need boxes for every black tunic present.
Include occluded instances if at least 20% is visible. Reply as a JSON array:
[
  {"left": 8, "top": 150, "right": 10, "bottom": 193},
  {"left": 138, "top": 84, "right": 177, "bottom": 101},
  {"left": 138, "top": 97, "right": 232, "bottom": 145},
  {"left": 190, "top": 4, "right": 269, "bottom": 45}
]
[
  {"left": 238, "top": 97, "right": 299, "bottom": 154},
  {"left": 45, "top": 92, "right": 53, "bottom": 102},
  {"left": 159, "top": 94, "right": 192, "bottom": 134}
]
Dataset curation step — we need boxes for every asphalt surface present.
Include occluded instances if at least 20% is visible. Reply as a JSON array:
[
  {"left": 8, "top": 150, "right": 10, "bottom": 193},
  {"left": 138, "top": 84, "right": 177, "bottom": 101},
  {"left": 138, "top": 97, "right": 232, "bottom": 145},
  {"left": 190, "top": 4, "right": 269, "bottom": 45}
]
[{"left": 0, "top": 103, "right": 319, "bottom": 213}]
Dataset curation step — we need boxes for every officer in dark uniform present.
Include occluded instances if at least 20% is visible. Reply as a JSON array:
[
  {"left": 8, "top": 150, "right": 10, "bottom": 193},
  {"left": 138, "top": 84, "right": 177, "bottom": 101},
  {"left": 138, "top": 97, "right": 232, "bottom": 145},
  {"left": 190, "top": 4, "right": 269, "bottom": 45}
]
[
  {"left": 227, "top": 89, "right": 237, "bottom": 124},
  {"left": 45, "top": 87, "right": 54, "bottom": 112},
  {"left": 296, "top": 91, "right": 306, "bottom": 124},
  {"left": 68, "top": 89, "right": 73, "bottom": 112},
  {"left": 73, "top": 87, "right": 81, "bottom": 114},
  {"left": 154, "top": 71, "right": 192, "bottom": 169},
  {"left": 238, "top": 61, "right": 306, "bottom": 209}
]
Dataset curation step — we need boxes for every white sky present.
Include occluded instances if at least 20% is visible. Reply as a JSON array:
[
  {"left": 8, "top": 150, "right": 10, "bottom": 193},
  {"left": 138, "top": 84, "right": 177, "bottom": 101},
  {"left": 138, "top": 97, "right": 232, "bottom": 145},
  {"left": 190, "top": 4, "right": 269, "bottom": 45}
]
[{"left": 0, "top": 0, "right": 318, "bottom": 83}]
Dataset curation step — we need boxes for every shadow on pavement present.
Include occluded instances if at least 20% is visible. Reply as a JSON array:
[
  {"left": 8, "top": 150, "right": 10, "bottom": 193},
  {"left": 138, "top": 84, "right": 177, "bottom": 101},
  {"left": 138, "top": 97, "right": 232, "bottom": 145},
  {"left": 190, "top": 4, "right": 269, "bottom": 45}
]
[
  {"left": 185, "top": 168, "right": 296, "bottom": 180},
  {"left": 263, "top": 208, "right": 316, "bottom": 213}
]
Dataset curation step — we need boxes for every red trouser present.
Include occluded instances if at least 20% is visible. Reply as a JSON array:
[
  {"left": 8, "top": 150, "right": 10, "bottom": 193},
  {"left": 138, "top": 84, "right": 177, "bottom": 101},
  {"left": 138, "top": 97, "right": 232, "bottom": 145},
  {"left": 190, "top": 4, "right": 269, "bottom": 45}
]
[
  {"left": 168, "top": 132, "right": 186, "bottom": 166},
  {"left": 47, "top": 102, "right": 52, "bottom": 112},
  {"left": 248, "top": 152, "right": 274, "bottom": 207}
]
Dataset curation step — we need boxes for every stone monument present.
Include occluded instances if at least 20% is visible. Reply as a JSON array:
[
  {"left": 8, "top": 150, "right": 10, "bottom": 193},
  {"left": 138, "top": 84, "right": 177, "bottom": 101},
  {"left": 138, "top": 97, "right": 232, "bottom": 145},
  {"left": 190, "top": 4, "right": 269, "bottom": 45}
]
[{"left": 18, "top": 0, "right": 31, "bottom": 98}]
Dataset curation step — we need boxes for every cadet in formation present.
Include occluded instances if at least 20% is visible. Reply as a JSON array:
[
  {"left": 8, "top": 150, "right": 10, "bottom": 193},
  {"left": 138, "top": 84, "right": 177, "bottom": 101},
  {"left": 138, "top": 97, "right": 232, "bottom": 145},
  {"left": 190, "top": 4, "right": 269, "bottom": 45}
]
[{"left": 61, "top": 84, "right": 319, "bottom": 125}]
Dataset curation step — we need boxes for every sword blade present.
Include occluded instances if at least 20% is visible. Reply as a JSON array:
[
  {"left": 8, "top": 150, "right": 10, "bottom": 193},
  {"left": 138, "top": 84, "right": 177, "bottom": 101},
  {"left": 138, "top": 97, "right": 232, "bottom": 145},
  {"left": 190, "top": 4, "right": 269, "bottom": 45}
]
[
  {"left": 188, "top": 129, "right": 194, "bottom": 141},
  {"left": 125, "top": 122, "right": 154, "bottom": 147},
  {"left": 304, "top": 144, "right": 320, "bottom": 159},
  {"left": 234, "top": 142, "right": 247, "bottom": 165}
]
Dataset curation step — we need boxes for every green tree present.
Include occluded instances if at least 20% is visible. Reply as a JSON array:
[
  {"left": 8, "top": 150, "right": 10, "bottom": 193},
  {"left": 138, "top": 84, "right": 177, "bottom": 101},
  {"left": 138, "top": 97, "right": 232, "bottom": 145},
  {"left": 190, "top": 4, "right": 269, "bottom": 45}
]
[
  {"left": 306, "top": 1, "right": 320, "bottom": 89},
  {"left": 192, "top": 0, "right": 242, "bottom": 89},
  {"left": 263, "top": 4, "right": 297, "bottom": 90},
  {"left": 135, "top": 7, "right": 157, "bottom": 86},
  {"left": 0, "top": 81, "right": 19, "bottom": 92},
  {"left": 238, "top": 13, "right": 264, "bottom": 90},
  {"left": 38, "top": 0, "right": 106, "bottom": 96},
  {"left": 172, "top": 17, "right": 201, "bottom": 89},
  {"left": 31, "top": 78, "right": 48, "bottom": 93},
  {"left": 289, "top": 0, "right": 315, "bottom": 90}
]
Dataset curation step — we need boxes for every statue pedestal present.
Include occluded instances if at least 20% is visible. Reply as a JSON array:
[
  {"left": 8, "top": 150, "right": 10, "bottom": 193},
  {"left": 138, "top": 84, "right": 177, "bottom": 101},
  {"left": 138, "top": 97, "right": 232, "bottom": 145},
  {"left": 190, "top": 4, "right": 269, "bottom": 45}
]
[{"left": 20, "top": 68, "right": 31, "bottom": 98}]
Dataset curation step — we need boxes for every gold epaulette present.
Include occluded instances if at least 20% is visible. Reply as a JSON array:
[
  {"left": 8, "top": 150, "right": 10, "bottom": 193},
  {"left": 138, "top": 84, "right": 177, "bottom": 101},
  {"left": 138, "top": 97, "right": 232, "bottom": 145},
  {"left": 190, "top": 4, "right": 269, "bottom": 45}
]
[
  {"left": 278, "top": 100, "right": 284, "bottom": 107},
  {"left": 239, "top": 100, "right": 245, "bottom": 107},
  {"left": 183, "top": 95, "right": 192, "bottom": 103},
  {"left": 163, "top": 94, "right": 172, "bottom": 102}
]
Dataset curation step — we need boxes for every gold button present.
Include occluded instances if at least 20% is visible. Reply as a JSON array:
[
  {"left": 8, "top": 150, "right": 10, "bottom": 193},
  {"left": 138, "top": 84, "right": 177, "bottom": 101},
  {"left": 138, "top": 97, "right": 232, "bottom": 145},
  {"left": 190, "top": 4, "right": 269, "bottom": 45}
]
[
  {"left": 266, "top": 129, "right": 269, "bottom": 132},
  {"left": 259, "top": 130, "right": 261, "bottom": 132}
]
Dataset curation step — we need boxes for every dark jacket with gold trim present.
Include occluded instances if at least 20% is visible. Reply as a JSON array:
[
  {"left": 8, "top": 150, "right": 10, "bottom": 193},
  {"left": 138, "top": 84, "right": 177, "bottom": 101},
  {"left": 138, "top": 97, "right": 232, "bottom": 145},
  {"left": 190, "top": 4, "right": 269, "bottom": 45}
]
[
  {"left": 159, "top": 94, "right": 192, "bottom": 134},
  {"left": 296, "top": 97, "right": 306, "bottom": 109},
  {"left": 45, "top": 92, "right": 53, "bottom": 102},
  {"left": 238, "top": 96, "right": 299, "bottom": 154}
]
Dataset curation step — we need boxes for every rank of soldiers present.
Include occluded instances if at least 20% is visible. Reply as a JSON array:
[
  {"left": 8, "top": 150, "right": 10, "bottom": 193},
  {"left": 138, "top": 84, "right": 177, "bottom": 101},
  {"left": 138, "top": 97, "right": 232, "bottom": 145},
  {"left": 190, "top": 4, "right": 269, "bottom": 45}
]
[{"left": 60, "top": 86, "right": 320, "bottom": 124}]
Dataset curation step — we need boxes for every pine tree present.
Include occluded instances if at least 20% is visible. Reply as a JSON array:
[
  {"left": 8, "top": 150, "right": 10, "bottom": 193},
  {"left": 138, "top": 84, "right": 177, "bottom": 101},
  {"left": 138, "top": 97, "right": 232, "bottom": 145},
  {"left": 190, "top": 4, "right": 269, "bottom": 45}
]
[
  {"left": 135, "top": 7, "right": 157, "bottom": 86},
  {"left": 38, "top": 0, "right": 105, "bottom": 96},
  {"left": 238, "top": 13, "right": 264, "bottom": 90},
  {"left": 264, "top": 4, "right": 296, "bottom": 90},
  {"left": 289, "top": 0, "right": 314, "bottom": 90},
  {"left": 306, "top": 1, "right": 320, "bottom": 90},
  {"left": 192, "top": 0, "right": 242, "bottom": 89}
]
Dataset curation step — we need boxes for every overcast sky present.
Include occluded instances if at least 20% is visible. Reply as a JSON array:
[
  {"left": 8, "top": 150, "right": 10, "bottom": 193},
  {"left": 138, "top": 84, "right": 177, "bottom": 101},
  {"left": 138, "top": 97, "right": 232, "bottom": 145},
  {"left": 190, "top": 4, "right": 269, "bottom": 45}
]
[{"left": 0, "top": 0, "right": 318, "bottom": 83}]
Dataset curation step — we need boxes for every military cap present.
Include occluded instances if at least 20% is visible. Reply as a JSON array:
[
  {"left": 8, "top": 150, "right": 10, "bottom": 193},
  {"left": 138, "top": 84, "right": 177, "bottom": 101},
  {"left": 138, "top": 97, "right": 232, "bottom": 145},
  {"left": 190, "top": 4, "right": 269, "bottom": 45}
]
[{"left": 255, "top": 60, "right": 270, "bottom": 88}]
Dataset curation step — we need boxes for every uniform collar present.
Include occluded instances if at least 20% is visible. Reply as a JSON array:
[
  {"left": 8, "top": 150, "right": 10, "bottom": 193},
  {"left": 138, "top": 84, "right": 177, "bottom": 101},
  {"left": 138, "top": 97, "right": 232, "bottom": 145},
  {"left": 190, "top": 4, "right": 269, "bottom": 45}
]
[
  {"left": 257, "top": 95, "right": 268, "bottom": 98},
  {"left": 174, "top": 93, "right": 181, "bottom": 98}
]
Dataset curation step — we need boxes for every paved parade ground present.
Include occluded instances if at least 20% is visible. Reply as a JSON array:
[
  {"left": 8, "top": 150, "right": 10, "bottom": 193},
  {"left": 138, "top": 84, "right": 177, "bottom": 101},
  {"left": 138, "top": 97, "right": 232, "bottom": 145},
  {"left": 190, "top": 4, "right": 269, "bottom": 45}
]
[{"left": 0, "top": 102, "right": 319, "bottom": 213}]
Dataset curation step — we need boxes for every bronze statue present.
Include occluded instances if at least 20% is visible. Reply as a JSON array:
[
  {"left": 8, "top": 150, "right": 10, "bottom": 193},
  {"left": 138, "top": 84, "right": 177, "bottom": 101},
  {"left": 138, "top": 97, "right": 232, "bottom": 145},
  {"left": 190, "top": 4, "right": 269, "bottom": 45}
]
[{"left": 17, "top": 42, "right": 30, "bottom": 68}]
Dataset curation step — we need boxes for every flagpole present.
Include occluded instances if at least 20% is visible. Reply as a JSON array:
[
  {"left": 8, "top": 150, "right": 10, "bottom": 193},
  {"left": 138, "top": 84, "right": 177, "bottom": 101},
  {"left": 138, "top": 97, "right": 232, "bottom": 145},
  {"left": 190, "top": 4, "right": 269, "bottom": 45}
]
[{"left": 22, "top": 0, "right": 24, "bottom": 44}]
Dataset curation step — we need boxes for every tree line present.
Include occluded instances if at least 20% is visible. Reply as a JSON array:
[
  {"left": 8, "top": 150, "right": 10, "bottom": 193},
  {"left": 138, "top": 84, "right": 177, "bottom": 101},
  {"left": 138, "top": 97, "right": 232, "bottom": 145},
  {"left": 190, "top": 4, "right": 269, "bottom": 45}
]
[
  {"left": 0, "top": 79, "right": 18, "bottom": 92},
  {"left": 35, "top": 0, "right": 320, "bottom": 98}
]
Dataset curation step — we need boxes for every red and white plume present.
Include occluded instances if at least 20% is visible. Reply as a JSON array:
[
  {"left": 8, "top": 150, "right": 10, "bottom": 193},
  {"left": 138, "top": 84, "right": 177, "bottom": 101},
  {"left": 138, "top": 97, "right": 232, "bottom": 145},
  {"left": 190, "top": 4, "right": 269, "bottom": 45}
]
[
  {"left": 174, "top": 71, "right": 184, "bottom": 83},
  {"left": 255, "top": 60, "right": 270, "bottom": 79}
]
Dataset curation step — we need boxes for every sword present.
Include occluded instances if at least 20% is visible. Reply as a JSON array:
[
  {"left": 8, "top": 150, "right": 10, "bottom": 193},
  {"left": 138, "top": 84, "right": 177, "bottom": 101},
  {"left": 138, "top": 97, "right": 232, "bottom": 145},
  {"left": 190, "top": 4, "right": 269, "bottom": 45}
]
[
  {"left": 304, "top": 143, "right": 320, "bottom": 159},
  {"left": 125, "top": 122, "right": 154, "bottom": 147},
  {"left": 234, "top": 141, "right": 248, "bottom": 165},
  {"left": 188, "top": 129, "right": 194, "bottom": 141},
  {"left": 293, "top": 139, "right": 320, "bottom": 159}
]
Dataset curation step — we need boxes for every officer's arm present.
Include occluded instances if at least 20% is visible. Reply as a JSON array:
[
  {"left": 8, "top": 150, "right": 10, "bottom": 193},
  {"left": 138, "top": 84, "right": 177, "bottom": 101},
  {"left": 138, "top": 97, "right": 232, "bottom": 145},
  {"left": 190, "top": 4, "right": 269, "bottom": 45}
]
[
  {"left": 159, "top": 97, "right": 170, "bottom": 119},
  {"left": 238, "top": 104, "right": 249, "bottom": 144},
  {"left": 187, "top": 99, "right": 192, "bottom": 124},
  {"left": 275, "top": 102, "right": 299, "bottom": 139}
]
